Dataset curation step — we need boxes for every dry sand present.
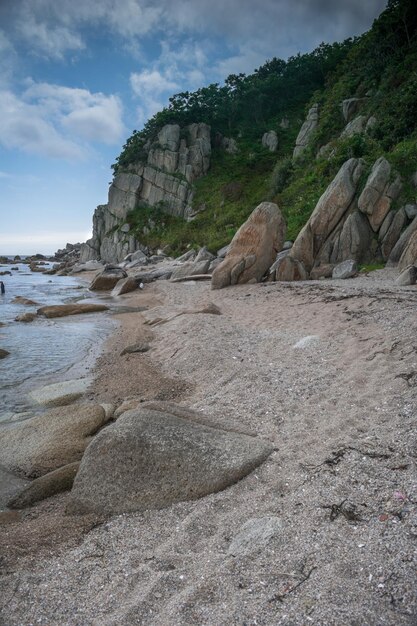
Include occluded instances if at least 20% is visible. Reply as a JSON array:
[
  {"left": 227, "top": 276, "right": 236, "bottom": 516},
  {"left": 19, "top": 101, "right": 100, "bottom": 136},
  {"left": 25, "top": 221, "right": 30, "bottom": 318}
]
[{"left": 1, "top": 269, "right": 416, "bottom": 625}]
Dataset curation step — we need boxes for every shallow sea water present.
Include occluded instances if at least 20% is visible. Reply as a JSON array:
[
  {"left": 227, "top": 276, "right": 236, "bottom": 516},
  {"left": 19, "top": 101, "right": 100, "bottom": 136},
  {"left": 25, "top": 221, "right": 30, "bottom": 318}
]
[{"left": 0, "top": 263, "right": 114, "bottom": 417}]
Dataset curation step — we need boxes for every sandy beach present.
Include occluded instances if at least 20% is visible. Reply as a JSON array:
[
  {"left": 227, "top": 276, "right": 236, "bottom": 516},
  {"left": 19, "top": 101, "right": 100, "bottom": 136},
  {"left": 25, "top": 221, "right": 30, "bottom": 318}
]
[{"left": 1, "top": 269, "right": 416, "bottom": 625}]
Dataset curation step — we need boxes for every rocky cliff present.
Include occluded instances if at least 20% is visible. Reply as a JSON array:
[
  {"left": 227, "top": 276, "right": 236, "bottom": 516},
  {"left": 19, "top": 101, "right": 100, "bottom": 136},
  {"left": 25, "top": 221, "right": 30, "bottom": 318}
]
[{"left": 80, "top": 123, "right": 211, "bottom": 263}]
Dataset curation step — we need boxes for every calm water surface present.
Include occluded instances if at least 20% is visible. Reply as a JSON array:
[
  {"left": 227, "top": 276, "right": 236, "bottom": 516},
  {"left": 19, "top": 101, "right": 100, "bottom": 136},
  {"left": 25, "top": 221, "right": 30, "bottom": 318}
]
[{"left": 0, "top": 263, "right": 114, "bottom": 416}]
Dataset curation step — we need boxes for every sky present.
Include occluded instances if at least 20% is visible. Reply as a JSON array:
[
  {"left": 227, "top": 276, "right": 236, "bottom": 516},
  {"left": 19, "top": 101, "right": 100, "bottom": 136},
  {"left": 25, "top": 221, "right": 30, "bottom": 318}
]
[{"left": 0, "top": 0, "right": 388, "bottom": 255}]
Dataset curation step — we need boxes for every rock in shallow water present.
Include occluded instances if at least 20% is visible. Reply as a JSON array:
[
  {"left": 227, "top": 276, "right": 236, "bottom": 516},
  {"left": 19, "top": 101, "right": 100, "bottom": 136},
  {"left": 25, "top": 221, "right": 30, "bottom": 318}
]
[
  {"left": 37, "top": 303, "right": 108, "bottom": 318},
  {"left": 68, "top": 406, "right": 273, "bottom": 516},
  {"left": 29, "top": 378, "right": 93, "bottom": 407}
]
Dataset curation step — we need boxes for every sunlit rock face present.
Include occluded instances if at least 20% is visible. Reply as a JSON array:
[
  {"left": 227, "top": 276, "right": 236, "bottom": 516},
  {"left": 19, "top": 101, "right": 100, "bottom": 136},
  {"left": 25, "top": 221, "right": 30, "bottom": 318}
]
[{"left": 80, "top": 123, "right": 211, "bottom": 263}]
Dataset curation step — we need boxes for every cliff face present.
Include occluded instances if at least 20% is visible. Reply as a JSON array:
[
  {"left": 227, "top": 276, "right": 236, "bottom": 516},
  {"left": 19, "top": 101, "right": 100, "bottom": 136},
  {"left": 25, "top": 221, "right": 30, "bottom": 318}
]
[{"left": 80, "top": 123, "right": 211, "bottom": 263}]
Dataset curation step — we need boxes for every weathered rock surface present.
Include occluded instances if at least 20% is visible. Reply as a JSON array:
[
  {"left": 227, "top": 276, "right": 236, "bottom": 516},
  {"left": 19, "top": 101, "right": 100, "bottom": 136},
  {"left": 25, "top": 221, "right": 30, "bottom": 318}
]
[
  {"left": 310, "top": 264, "right": 334, "bottom": 280},
  {"left": 404, "top": 204, "right": 417, "bottom": 220},
  {"left": 68, "top": 406, "right": 273, "bottom": 516},
  {"left": 293, "top": 103, "right": 319, "bottom": 158},
  {"left": 332, "top": 259, "right": 358, "bottom": 279},
  {"left": 15, "top": 312, "right": 37, "bottom": 323},
  {"left": 80, "top": 123, "right": 212, "bottom": 263},
  {"left": 70, "top": 260, "right": 104, "bottom": 273},
  {"left": 37, "top": 303, "right": 108, "bottom": 318},
  {"left": 195, "top": 247, "right": 215, "bottom": 263},
  {"left": 228, "top": 516, "right": 283, "bottom": 557},
  {"left": 0, "top": 466, "right": 29, "bottom": 510},
  {"left": 262, "top": 130, "right": 278, "bottom": 152},
  {"left": 120, "top": 341, "right": 150, "bottom": 355},
  {"left": 396, "top": 265, "right": 417, "bottom": 286},
  {"left": 388, "top": 217, "right": 417, "bottom": 266},
  {"left": 221, "top": 136, "right": 239, "bottom": 154},
  {"left": 340, "top": 115, "right": 367, "bottom": 138},
  {"left": 290, "top": 158, "right": 364, "bottom": 272},
  {"left": 398, "top": 230, "right": 417, "bottom": 271},
  {"left": 341, "top": 97, "right": 367, "bottom": 122},
  {"left": 8, "top": 462, "right": 80, "bottom": 509},
  {"left": 272, "top": 256, "right": 308, "bottom": 281},
  {"left": 358, "top": 157, "right": 402, "bottom": 231},
  {"left": 212, "top": 202, "right": 286, "bottom": 289},
  {"left": 334, "top": 211, "right": 372, "bottom": 264},
  {"left": 0, "top": 404, "right": 109, "bottom": 478},
  {"left": 171, "top": 260, "right": 211, "bottom": 281},
  {"left": 89, "top": 266, "right": 127, "bottom": 291},
  {"left": 111, "top": 277, "right": 138, "bottom": 296},
  {"left": 29, "top": 378, "right": 93, "bottom": 407},
  {"left": 380, "top": 208, "right": 407, "bottom": 260}
]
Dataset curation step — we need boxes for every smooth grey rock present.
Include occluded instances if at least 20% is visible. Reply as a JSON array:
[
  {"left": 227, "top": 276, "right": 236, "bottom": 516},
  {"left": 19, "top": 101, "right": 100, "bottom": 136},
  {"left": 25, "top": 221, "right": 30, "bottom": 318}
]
[
  {"left": 67, "top": 407, "right": 273, "bottom": 516},
  {"left": 405, "top": 204, "right": 417, "bottom": 220},
  {"left": 170, "top": 260, "right": 211, "bottom": 281},
  {"left": 280, "top": 117, "right": 289, "bottom": 129},
  {"left": 176, "top": 249, "right": 196, "bottom": 263},
  {"left": 29, "top": 378, "right": 93, "bottom": 407},
  {"left": 340, "top": 115, "right": 367, "bottom": 138},
  {"left": 262, "top": 130, "right": 278, "bottom": 152},
  {"left": 334, "top": 211, "right": 372, "bottom": 263},
  {"left": 387, "top": 216, "right": 417, "bottom": 266},
  {"left": 131, "top": 249, "right": 148, "bottom": 263},
  {"left": 195, "top": 247, "right": 216, "bottom": 263},
  {"left": 293, "top": 103, "right": 319, "bottom": 158},
  {"left": 341, "top": 98, "right": 366, "bottom": 122},
  {"left": 133, "top": 267, "right": 173, "bottom": 283},
  {"left": 396, "top": 265, "right": 417, "bottom": 286},
  {"left": 90, "top": 266, "right": 127, "bottom": 291},
  {"left": 366, "top": 116, "right": 377, "bottom": 132},
  {"left": 8, "top": 462, "right": 80, "bottom": 509},
  {"left": 228, "top": 516, "right": 283, "bottom": 557},
  {"left": 398, "top": 230, "right": 417, "bottom": 270},
  {"left": 71, "top": 260, "right": 104, "bottom": 273},
  {"left": 120, "top": 223, "right": 130, "bottom": 233},
  {"left": 332, "top": 259, "right": 358, "bottom": 279},
  {"left": 269, "top": 249, "right": 291, "bottom": 274},
  {"left": 111, "top": 277, "right": 138, "bottom": 296},
  {"left": 0, "top": 466, "right": 29, "bottom": 511},
  {"left": 0, "top": 404, "right": 109, "bottom": 478},
  {"left": 380, "top": 207, "right": 407, "bottom": 260},
  {"left": 217, "top": 245, "right": 230, "bottom": 258},
  {"left": 283, "top": 241, "right": 293, "bottom": 250}
]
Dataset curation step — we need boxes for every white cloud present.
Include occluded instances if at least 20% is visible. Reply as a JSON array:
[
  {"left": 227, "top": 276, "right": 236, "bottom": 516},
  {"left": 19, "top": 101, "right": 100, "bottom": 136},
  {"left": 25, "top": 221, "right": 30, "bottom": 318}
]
[
  {"left": 17, "top": 17, "right": 84, "bottom": 60},
  {"left": 130, "top": 70, "right": 179, "bottom": 97},
  {"left": 0, "top": 82, "right": 125, "bottom": 160}
]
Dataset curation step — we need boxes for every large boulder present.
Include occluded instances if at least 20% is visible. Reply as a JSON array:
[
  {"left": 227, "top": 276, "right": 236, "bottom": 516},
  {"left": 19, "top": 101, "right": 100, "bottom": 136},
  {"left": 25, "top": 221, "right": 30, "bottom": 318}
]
[
  {"left": 334, "top": 211, "right": 373, "bottom": 263},
  {"left": 170, "top": 260, "right": 211, "bottom": 281},
  {"left": 332, "top": 259, "right": 358, "bottom": 279},
  {"left": 89, "top": 265, "right": 127, "bottom": 291},
  {"left": 290, "top": 158, "right": 364, "bottom": 272},
  {"left": 211, "top": 202, "right": 286, "bottom": 289},
  {"left": 340, "top": 115, "right": 367, "bottom": 138},
  {"left": 380, "top": 207, "right": 407, "bottom": 260},
  {"left": 388, "top": 216, "right": 417, "bottom": 266},
  {"left": 358, "top": 157, "right": 402, "bottom": 231},
  {"left": 37, "top": 303, "right": 108, "bottom": 318},
  {"left": 273, "top": 256, "right": 308, "bottom": 281},
  {"left": 293, "top": 103, "right": 319, "bottom": 158},
  {"left": 341, "top": 98, "right": 367, "bottom": 122},
  {"left": 29, "top": 378, "right": 93, "bottom": 407},
  {"left": 111, "top": 277, "right": 138, "bottom": 296},
  {"left": 67, "top": 406, "right": 273, "bottom": 516},
  {"left": 396, "top": 265, "right": 417, "bottom": 286},
  {"left": 398, "top": 230, "right": 417, "bottom": 271},
  {"left": 0, "top": 404, "right": 109, "bottom": 478}
]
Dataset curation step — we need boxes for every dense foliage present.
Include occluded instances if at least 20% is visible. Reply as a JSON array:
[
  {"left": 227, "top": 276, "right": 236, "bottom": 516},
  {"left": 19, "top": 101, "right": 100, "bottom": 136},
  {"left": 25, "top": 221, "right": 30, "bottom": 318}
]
[{"left": 115, "top": 0, "right": 417, "bottom": 253}]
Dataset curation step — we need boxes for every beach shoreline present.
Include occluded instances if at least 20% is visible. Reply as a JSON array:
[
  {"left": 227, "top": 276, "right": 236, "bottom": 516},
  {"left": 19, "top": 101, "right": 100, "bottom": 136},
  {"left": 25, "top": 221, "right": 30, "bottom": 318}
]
[{"left": 1, "top": 270, "right": 416, "bottom": 625}]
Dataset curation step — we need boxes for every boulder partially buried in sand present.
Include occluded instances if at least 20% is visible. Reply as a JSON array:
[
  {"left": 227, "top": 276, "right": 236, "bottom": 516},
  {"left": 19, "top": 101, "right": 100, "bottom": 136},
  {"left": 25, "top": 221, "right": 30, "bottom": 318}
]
[
  {"left": 8, "top": 462, "right": 80, "bottom": 509},
  {"left": 68, "top": 406, "right": 273, "bottom": 516},
  {"left": 0, "top": 404, "right": 109, "bottom": 478},
  {"left": 211, "top": 202, "right": 286, "bottom": 289}
]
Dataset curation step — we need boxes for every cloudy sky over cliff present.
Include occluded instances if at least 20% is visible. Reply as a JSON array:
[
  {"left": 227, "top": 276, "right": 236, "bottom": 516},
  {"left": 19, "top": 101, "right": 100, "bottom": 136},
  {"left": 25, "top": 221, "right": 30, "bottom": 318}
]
[{"left": 0, "top": 0, "right": 387, "bottom": 254}]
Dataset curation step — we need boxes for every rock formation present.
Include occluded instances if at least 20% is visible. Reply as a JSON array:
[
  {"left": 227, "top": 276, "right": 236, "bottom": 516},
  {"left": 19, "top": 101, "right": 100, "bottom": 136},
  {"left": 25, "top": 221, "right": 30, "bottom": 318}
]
[
  {"left": 262, "top": 130, "right": 278, "bottom": 152},
  {"left": 211, "top": 202, "right": 286, "bottom": 289},
  {"left": 80, "top": 123, "right": 211, "bottom": 263},
  {"left": 293, "top": 104, "right": 319, "bottom": 158},
  {"left": 68, "top": 405, "right": 273, "bottom": 516}
]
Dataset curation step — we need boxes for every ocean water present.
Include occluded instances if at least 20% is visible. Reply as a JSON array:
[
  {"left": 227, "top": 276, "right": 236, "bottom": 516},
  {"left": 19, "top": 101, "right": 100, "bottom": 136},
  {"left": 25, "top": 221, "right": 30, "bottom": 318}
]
[{"left": 0, "top": 263, "right": 114, "bottom": 418}]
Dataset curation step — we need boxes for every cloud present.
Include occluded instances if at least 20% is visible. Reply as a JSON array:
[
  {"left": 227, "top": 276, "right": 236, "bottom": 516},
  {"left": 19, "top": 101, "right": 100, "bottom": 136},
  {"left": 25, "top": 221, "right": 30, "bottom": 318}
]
[
  {"left": 130, "top": 69, "right": 180, "bottom": 124},
  {"left": 0, "top": 83, "right": 125, "bottom": 160},
  {"left": 17, "top": 16, "right": 84, "bottom": 60}
]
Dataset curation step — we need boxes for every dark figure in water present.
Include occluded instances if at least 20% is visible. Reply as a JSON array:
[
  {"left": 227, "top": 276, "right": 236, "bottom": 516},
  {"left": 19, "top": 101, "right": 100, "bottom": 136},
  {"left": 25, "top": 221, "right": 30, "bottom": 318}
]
[{"left": 0, "top": 281, "right": 4, "bottom": 294}]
